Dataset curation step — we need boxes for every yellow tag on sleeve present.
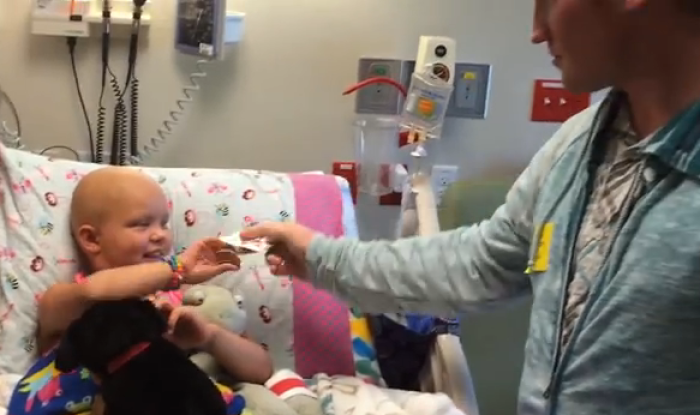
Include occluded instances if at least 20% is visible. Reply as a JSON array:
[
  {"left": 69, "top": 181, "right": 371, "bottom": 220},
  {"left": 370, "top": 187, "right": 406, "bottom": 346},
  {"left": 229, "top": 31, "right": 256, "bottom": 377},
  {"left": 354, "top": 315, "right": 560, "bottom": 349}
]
[{"left": 529, "top": 222, "right": 554, "bottom": 273}]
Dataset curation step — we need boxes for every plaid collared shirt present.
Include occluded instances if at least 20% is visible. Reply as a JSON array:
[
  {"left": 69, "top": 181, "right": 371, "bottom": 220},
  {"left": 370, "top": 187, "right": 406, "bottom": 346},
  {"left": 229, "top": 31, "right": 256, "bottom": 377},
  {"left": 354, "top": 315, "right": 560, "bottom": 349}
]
[{"left": 561, "top": 101, "right": 649, "bottom": 349}]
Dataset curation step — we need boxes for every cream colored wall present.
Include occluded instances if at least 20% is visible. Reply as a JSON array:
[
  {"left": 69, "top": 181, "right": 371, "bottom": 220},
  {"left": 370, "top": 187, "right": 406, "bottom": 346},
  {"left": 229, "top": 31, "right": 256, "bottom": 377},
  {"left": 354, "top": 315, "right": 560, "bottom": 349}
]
[
  {"left": 0, "top": 1, "right": 592, "bottom": 413},
  {"left": 1, "top": 0, "right": 564, "bottom": 173}
]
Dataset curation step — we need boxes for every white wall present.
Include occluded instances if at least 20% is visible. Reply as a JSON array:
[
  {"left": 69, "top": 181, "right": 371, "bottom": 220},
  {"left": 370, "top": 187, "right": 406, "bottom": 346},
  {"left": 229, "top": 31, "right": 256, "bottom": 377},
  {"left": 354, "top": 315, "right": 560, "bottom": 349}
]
[
  {"left": 1, "top": 0, "right": 564, "bottom": 172},
  {"left": 0, "top": 1, "right": 585, "bottom": 413}
]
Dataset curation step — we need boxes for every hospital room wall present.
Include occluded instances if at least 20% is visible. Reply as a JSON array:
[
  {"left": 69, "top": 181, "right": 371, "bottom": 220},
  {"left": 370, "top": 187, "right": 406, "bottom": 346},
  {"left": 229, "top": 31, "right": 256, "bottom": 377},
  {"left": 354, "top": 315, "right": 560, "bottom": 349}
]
[{"left": 0, "top": 1, "right": 596, "bottom": 414}]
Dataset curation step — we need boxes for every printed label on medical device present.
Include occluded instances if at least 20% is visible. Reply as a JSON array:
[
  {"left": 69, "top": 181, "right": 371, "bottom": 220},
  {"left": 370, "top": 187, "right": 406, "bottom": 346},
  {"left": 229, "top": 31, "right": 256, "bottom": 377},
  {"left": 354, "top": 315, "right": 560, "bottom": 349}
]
[
  {"left": 199, "top": 43, "right": 214, "bottom": 56},
  {"left": 219, "top": 233, "right": 271, "bottom": 254},
  {"left": 400, "top": 71, "right": 453, "bottom": 139},
  {"left": 406, "top": 91, "right": 446, "bottom": 121}
]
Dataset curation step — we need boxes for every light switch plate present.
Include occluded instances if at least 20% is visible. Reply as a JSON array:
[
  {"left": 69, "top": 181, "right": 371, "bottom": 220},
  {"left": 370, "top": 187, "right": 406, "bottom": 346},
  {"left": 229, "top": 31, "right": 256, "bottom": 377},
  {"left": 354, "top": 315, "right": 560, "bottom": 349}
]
[{"left": 446, "top": 63, "right": 492, "bottom": 119}]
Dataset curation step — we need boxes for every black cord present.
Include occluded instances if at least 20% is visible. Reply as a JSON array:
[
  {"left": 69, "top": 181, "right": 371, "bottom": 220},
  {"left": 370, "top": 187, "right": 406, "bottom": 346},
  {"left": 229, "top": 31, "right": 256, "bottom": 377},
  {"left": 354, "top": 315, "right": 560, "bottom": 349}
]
[
  {"left": 96, "top": 96, "right": 107, "bottom": 163},
  {"left": 129, "top": 76, "right": 139, "bottom": 160},
  {"left": 122, "top": 6, "right": 143, "bottom": 163},
  {"left": 109, "top": 66, "right": 127, "bottom": 165},
  {"left": 111, "top": 27, "right": 139, "bottom": 165},
  {"left": 96, "top": 2, "right": 128, "bottom": 166},
  {"left": 102, "top": 0, "right": 145, "bottom": 166},
  {"left": 66, "top": 36, "right": 94, "bottom": 162},
  {"left": 95, "top": 13, "right": 111, "bottom": 164}
]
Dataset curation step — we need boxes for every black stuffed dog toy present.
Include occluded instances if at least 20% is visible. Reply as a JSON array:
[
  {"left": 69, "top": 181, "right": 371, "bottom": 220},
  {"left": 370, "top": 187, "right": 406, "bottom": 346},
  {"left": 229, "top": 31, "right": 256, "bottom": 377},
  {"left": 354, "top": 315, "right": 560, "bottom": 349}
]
[{"left": 55, "top": 298, "right": 228, "bottom": 415}]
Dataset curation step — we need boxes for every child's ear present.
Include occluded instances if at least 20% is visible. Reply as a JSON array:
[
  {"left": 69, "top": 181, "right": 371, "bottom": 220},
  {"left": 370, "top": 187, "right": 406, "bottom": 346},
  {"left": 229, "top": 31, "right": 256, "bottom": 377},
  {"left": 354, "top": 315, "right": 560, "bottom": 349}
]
[{"left": 76, "top": 224, "right": 101, "bottom": 255}]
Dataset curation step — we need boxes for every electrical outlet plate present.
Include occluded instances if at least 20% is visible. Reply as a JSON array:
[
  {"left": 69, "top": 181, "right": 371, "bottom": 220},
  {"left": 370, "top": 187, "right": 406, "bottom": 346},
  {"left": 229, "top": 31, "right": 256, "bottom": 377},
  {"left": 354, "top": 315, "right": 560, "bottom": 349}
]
[
  {"left": 431, "top": 164, "right": 459, "bottom": 205},
  {"left": 446, "top": 63, "right": 492, "bottom": 119},
  {"left": 355, "top": 58, "right": 411, "bottom": 115}
]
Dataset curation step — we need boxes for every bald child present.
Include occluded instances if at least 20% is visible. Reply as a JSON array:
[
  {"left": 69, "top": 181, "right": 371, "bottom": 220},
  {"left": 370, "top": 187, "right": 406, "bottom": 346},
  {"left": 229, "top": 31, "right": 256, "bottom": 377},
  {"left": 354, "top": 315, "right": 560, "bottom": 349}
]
[{"left": 9, "top": 167, "right": 272, "bottom": 415}]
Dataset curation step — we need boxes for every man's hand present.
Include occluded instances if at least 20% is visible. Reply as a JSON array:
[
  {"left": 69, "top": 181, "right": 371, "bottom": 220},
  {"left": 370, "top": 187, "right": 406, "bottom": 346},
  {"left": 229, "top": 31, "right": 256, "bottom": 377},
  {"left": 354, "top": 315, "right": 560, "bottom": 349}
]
[{"left": 240, "top": 222, "right": 315, "bottom": 279}]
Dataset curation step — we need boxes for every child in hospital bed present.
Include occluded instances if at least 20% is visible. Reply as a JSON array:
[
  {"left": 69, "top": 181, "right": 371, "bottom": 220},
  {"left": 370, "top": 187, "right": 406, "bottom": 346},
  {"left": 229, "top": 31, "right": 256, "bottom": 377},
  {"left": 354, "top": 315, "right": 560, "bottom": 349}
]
[{"left": 8, "top": 167, "right": 273, "bottom": 415}]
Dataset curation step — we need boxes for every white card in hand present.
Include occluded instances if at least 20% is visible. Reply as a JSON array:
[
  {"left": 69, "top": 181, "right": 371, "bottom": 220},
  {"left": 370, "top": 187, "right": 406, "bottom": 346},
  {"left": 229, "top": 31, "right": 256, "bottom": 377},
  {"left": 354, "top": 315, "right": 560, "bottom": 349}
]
[{"left": 219, "top": 233, "right": 271, "bottom": 254}]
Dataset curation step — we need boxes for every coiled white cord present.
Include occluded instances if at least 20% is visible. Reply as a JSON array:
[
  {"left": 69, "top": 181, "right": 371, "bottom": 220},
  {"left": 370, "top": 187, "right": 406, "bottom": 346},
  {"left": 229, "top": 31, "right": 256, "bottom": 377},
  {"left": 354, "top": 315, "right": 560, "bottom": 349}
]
[{"left": 130, "top": 59, "right": 210, "bottom": 165}]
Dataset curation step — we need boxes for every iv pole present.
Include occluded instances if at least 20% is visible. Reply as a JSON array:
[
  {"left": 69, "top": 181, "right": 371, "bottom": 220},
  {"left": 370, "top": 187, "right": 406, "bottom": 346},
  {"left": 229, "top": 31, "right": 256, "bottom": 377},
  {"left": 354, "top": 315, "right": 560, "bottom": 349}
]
[
  {"left": 342, "top": 77, "right": 441, "bottom": 238},
  {"left": 343, "top": 77, "right": 476, "bottom": 415}
]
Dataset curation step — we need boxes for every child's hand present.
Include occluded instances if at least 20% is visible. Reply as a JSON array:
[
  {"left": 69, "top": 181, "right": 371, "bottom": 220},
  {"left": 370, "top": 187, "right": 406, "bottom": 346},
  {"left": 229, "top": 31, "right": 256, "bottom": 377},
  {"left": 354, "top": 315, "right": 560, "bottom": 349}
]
[
  {"left": 179, "top": 238, "right": 240, "bottom": 284},
  {"left": 156, "top": 302, "right": 219, "bottom": 351}
]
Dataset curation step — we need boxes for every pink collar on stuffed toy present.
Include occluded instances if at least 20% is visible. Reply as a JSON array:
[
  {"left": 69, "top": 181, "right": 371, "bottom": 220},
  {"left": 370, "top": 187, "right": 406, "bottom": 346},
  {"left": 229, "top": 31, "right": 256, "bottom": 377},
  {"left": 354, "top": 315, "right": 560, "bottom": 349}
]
[{"left": 108, "top": 342, "right": 151, "bottom": 374}]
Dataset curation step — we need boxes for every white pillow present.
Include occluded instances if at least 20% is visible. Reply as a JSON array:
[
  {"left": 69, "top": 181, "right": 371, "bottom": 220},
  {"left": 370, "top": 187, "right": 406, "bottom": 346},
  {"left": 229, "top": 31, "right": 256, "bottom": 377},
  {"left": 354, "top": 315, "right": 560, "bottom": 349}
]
[{"left": 0, "top": 147, "right": 382, "bottom": 386}]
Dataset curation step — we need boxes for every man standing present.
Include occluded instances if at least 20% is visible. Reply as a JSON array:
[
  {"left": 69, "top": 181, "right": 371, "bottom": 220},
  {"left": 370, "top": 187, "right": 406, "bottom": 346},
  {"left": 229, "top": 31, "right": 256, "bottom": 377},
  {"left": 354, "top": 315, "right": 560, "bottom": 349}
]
[{"left": 244, "top": 1, "right": 700, "bottom": 413}]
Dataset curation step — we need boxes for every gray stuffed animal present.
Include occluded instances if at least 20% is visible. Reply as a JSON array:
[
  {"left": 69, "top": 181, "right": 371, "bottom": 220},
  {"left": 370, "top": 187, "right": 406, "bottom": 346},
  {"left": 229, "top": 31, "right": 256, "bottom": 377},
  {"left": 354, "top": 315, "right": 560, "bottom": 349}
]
[
  {"left": 182, "top": 285, "right": 247, "bottom": 377},
  {"left": 183, "top": 285, "right": 300, "bottom": 415}
]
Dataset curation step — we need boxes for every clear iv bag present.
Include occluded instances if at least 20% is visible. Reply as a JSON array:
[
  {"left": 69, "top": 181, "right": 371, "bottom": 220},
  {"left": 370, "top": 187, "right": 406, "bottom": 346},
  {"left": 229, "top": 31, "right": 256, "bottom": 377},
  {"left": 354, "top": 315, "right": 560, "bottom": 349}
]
[{"left": 400, "top": 69, "right": 454, "bottom": 140}]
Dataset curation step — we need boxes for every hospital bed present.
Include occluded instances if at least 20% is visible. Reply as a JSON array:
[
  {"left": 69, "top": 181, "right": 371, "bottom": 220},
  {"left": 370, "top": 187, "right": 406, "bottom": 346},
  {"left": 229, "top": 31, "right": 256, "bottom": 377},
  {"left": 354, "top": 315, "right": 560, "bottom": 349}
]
[{"left": 0, "top": 144, "right": 478, "bottom": 415}]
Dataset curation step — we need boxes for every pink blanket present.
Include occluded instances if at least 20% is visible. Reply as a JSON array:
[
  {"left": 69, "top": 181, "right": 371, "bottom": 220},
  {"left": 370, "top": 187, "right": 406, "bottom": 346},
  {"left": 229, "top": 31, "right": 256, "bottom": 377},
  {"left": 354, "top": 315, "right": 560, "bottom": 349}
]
[{"left": 288, "top": 174, "right": 354, "bottom": 378}]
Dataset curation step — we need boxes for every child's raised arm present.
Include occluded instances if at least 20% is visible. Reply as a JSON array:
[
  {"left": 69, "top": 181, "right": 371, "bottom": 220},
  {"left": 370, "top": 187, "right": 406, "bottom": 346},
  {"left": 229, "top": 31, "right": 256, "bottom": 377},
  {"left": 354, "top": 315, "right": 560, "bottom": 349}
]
[
  {"left": 38, "top": 238, "right": 239, "bottom": 353},
  {"left": 38, "top": 261, "right": 179, "bottom": 352}
]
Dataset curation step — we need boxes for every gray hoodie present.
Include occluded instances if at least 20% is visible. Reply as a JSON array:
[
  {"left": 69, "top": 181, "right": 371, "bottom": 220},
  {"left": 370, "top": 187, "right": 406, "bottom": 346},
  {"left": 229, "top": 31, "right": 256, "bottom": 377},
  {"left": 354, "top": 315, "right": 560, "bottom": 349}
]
[{"left": 305, "top": 93, "right": 700, "bottom": 415}]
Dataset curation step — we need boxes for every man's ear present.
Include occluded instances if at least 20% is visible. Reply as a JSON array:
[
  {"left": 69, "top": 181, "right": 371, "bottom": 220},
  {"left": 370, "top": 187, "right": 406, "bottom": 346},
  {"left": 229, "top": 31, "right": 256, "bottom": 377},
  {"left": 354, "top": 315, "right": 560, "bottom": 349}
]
[{"left": 76, "top": 224, "right": 101, "bottom": 255}]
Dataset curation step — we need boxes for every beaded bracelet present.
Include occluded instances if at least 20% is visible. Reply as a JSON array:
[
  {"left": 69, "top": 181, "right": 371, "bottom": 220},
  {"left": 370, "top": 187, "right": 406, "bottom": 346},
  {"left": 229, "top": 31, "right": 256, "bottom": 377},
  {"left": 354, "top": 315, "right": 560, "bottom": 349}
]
[{"left": 161, "top": 254, "right": 185, "bottom": 290}]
